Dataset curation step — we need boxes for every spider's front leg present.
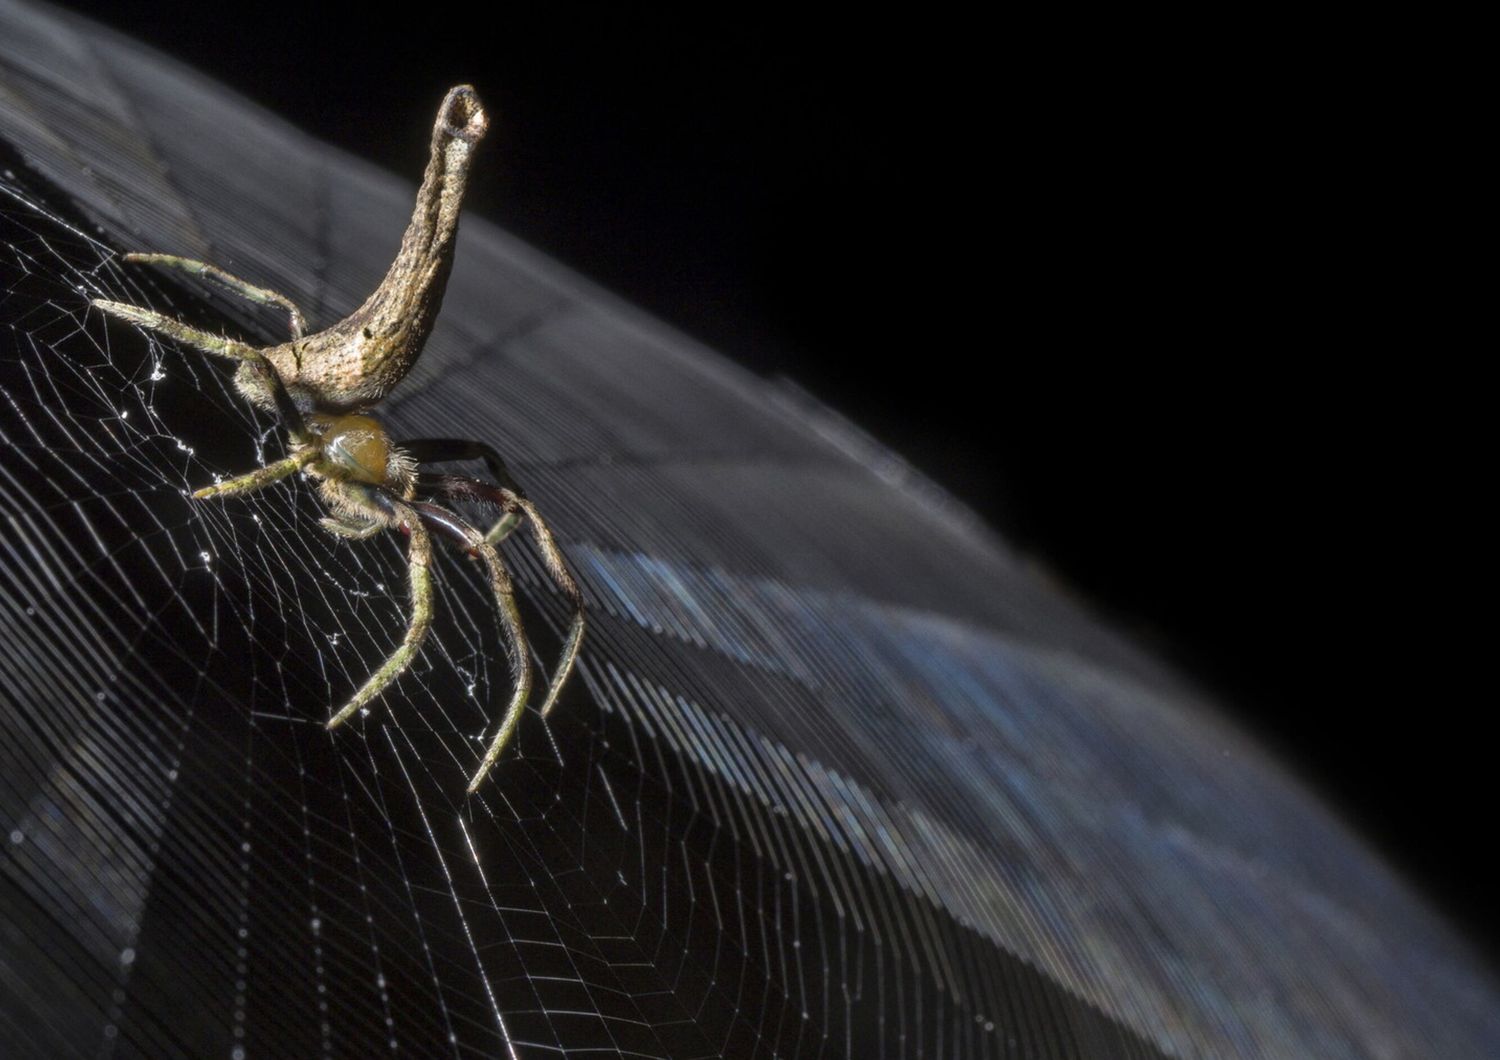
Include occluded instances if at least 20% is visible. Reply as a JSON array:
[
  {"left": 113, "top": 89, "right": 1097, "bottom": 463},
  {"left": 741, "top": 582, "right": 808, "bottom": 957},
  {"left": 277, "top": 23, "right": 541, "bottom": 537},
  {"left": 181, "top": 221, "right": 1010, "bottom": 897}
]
[
  {"left": 402, "top": 438, "right": 527, "bottom": 545},
  {"left": 409, "top": 500, "right": 536, "bottom": 792},
  {"left": 417, "top": 472, "right": 586, "bottom": 721},
  {"left": 317, "top": 482, "right": 538, "bottom": 792},
  {"left": 323, "top": 485, "right": 436, "bottom": 731}
]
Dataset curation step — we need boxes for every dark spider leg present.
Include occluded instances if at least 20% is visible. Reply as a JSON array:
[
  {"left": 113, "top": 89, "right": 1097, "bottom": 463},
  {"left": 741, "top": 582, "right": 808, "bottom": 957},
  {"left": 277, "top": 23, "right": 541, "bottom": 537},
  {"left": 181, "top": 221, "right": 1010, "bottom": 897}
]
[
  {"left": 407, "top": 498, "right": 535, "bottom": 791},
  {"left": 416, "top": 472, "right": 586, "bottom": 721},
  {"left": 403, "top": 438, "right": 529, "bottom": 543},
  {"left": 410, "top": 470, "right": 520, "bottom": 545},
  {"left": 401, "top": 439, "right": 527, "bottom": 497}
]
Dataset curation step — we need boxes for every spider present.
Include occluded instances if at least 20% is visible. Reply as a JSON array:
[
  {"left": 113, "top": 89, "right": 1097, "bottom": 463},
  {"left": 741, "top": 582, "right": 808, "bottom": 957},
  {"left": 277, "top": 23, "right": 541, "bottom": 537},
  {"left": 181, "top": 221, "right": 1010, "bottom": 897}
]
[{"left": 90, "top": 85, "right": 585, "bottom": 794}]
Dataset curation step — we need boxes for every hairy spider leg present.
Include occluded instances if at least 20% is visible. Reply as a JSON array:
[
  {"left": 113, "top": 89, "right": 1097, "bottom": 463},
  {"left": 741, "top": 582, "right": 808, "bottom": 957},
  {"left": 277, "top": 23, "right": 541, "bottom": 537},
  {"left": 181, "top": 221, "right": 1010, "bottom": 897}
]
[
  {"left": 92, "top": 297, "right": 255, "bottom": 360},
  {"left": 324, "top": 486, "right": 435, "bottom": 731},
  {"left": 418, "top": 472, "right": 586, "bottom": 721},
  {"left": 402, "top": 438, "right": 527, "bottom": 544},
  {"left": 405, "top": 500, "right": 534, "bottom": 791},
  {"left": 193, "top": 449, "right": 318, "bottom": 500},
  {"left": 409, "top": 500, "right": 536, "bottom": 792},
  {"left": 90, "top": 297, "right": 310, "bottom": 442},
  {"left": 486, "top": 513, "right": 522, "bottom": 549},
  {"left": 120, "top": 253, "right": 308, "bottom": 338}
]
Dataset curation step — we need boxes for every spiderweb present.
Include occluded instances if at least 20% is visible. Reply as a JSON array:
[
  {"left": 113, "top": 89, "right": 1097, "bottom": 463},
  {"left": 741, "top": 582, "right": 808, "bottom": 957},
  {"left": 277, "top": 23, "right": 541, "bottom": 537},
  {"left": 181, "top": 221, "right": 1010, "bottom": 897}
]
[{"left": 3, "top": 4, "right": 1498, "bottom": 1058}]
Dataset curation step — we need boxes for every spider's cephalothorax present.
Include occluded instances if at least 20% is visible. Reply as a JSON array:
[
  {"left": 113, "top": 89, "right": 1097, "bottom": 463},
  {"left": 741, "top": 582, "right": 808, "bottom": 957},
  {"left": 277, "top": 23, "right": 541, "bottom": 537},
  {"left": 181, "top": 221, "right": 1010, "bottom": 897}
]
[{"left": 91, "top": 86, "right": 586, "bottom": 793}]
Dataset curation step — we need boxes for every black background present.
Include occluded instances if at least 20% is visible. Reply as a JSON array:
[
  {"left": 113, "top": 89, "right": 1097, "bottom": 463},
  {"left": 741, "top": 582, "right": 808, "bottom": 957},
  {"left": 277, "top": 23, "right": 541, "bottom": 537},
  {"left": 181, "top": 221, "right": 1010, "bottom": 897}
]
[{"left": 55, "top": 4, "right": 1489, "bottom": 962}]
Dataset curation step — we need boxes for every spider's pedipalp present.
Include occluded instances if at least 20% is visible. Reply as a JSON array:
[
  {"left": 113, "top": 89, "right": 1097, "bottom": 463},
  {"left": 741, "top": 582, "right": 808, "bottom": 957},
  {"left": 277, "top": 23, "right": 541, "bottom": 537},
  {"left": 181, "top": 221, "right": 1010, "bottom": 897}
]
[{"left": 319, "top": 514, "right": 382, "bottom": 540}]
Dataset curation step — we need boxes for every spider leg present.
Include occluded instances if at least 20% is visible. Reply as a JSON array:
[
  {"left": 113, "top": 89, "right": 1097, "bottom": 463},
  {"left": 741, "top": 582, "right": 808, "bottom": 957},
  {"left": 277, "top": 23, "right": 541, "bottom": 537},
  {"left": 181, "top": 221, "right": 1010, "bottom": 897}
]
[
  {"left": 92, "top": 297, "right": 310, "bottom": 442},
  {"left": 119, "top": 253, "right": 307, "bottom": 339},
  {"left": 325, "top": 487, "right": 435, "bottom": 731},
  {"left": 400, "top": 439, "right": 524, "bottom": 494},
  {"left": 92, "top": 297, "right": 257, "bottom": 361},
  {"left": 403, "top": 438, "right": 527, "bottom": 543},
  {"left": 193, "top": 448, "right": 318, "bottom": 500},
  {"left": 483, "top": 510, "right": 524, "bottom": 548},
  {"left": 417, "top": 472, "right": 585, "bottom": 721},
  {"left": 407, "top": 500, "right": 535, "bottom": 792}
]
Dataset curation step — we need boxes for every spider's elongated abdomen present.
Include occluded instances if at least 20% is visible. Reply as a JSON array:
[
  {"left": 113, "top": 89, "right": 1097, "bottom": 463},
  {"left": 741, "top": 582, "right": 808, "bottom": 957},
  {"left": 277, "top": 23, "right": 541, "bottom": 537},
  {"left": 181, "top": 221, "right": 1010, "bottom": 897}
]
[{"left": 263, "top": 86, "right": 489, "bottom": 413}]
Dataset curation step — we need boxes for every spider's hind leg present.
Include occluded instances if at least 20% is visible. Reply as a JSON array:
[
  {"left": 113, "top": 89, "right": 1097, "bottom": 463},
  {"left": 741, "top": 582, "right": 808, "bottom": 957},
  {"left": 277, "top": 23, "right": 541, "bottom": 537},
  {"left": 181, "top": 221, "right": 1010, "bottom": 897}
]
[
  {"left": 120, "top": 253, "right": 307, "bottom": 339},
  {"left": 92, "top": 297, "right": 259, "bottom": 363},
  {"left": 92, "top": 295, "right": 311, "bottom": 443}
]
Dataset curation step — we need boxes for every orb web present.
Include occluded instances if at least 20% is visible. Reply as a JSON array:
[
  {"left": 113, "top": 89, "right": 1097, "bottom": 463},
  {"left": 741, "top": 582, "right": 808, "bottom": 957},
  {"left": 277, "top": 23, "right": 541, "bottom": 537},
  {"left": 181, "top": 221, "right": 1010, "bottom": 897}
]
[{"left": 3, "top": 5, "right": 1497, "bottom": 1059}]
